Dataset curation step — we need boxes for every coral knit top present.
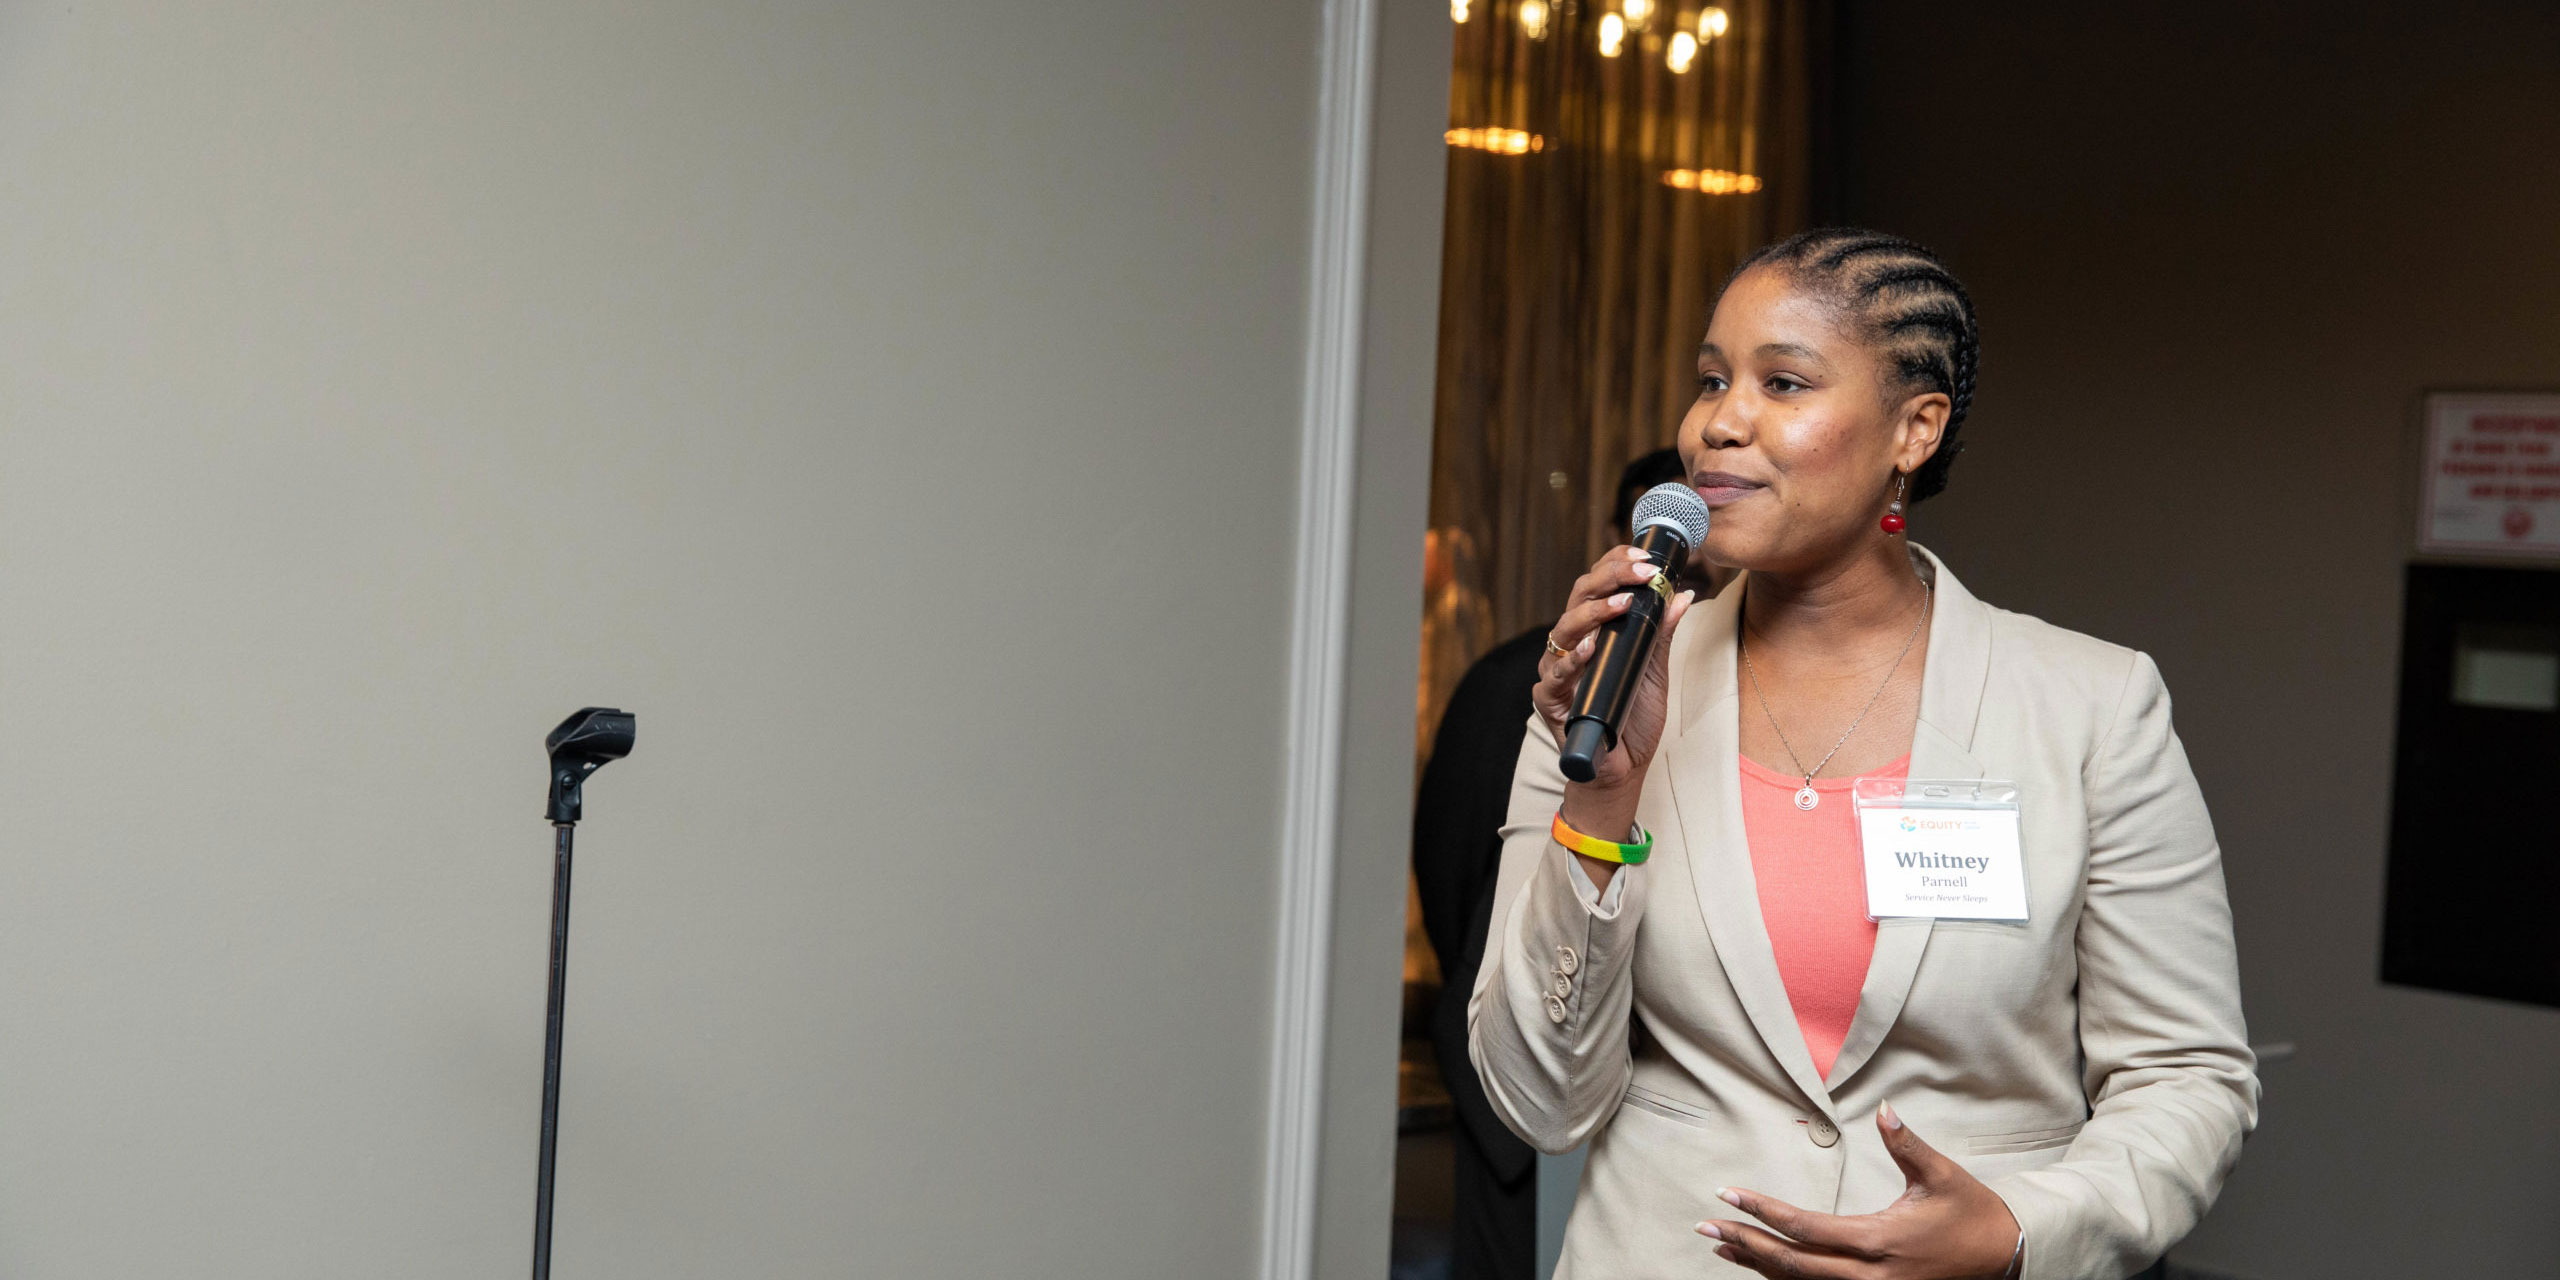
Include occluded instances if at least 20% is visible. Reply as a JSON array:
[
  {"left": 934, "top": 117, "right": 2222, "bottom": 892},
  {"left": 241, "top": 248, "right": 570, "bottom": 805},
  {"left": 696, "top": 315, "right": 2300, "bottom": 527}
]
[{"left": 1737, "top": 751, "right": 1910, "bottom": 1081}]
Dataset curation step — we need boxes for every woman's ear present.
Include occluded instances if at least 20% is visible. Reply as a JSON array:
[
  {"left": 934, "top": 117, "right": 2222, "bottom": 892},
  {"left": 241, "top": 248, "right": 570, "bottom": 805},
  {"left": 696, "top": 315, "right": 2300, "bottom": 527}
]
[{"left": 1894, "top": 391, "right": 1952, "bottom": 473}]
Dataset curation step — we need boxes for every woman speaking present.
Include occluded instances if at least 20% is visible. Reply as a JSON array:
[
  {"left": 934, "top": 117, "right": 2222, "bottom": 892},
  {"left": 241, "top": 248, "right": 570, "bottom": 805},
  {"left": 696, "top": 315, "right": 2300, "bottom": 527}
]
[{"left": 1469, "top": 229, "right": 2255, "bottom": 1280}]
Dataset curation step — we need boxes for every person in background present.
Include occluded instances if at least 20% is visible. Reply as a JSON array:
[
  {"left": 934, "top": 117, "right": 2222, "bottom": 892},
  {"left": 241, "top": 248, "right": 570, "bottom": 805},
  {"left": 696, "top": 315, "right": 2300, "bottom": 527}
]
[{"left": 1413, "top": 446, "right": 1696, "bottom": 1280}]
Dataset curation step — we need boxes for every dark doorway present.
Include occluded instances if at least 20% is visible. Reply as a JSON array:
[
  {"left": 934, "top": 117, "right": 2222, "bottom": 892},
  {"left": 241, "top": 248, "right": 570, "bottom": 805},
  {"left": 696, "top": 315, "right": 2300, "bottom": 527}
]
[{"left": 2382, "top": 561, "right": 2560, "bottom": 1008}]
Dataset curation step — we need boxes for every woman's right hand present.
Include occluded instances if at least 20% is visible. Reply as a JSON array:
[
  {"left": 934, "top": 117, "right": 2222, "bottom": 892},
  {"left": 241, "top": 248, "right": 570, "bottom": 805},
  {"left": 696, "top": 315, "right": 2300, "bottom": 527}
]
[{"left": 1532, "top": 545, "right": 1697, "bottom": 832}]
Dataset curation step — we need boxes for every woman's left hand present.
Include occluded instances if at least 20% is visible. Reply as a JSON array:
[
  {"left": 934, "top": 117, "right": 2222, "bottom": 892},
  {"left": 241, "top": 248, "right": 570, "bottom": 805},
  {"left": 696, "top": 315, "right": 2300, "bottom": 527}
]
[{"left": 1698, "top": 1102, "right": 2023, "bottom": 1280}]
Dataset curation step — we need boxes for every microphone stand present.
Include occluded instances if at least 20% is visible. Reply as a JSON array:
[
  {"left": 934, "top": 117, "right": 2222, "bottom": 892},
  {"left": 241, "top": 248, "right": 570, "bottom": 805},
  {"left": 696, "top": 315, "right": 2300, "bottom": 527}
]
[
  {"left": 533, "top": 819, "right": 575, "bottom": 1280},
  {"left": 531, "top": 708, "right": 635, "bottom": 1280}
]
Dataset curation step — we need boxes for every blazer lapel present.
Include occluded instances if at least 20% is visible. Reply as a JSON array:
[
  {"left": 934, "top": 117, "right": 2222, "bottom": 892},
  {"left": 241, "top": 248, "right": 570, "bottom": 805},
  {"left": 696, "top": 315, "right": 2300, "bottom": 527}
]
[
  {"left": 1825, "top": 545, "right": 1995, "bottom": 1089},
  {"left": 1662, "top": 579, "right": 1839, "bottom": 1116}
]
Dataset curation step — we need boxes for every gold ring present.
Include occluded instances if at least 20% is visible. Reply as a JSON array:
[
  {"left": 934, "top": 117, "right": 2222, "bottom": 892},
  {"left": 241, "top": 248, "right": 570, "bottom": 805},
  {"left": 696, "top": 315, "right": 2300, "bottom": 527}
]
[{"left": 1544, "top": 635, "right": 1570, "bottom": 659}]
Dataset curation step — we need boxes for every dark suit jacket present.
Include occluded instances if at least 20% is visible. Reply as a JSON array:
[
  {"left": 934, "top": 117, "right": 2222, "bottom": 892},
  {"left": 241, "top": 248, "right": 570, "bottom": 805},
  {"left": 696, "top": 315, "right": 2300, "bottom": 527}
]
[{"left": 1413, "top": 625, "right": 1550, "bottom": 1184}]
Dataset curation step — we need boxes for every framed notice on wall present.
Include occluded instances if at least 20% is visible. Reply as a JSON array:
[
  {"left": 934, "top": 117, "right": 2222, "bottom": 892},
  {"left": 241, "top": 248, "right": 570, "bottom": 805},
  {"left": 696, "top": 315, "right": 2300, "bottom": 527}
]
[{"left": 2420, "top": 391, "right": 2560, "bottom": 559}]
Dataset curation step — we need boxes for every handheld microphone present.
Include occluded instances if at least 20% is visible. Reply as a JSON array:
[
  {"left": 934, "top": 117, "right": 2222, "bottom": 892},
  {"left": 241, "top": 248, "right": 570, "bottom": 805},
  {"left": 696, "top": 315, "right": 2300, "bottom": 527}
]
[{"left": 1559, "top": 482, "right": 1711, "bottom": 783}]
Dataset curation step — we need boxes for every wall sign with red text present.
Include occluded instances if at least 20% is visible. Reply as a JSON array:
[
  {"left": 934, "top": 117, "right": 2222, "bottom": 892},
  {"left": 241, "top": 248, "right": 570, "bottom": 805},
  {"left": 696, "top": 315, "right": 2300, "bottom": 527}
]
[{"left": 2420, "top": 392, "right": 2560, "bottom": 559}]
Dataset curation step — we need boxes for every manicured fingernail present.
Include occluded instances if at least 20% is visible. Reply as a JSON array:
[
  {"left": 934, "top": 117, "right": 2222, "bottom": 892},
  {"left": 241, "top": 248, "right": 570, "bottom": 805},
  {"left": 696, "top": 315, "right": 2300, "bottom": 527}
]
[
  {"left": 1716, "top": 1188, "right": 1742, "bottom": 1207},
  {"left": 1675, "top": 589, "right": 1696, "bottom": 608},
  {"left": 1629, "top": 547, "right": 1652, "bottom": 562},
  {"left": 1576, "top": 636, "right": 1593, "bottom": 657},
  {"left": 1880, "top": 1100, "right": 1902, "bottom": 1130},
  {"left": 1608, "top": 592, "right": 1631, "bottom": 608},
  {"left": 1696, "top": 1222, "right": 1722, "bottom": 1240}
]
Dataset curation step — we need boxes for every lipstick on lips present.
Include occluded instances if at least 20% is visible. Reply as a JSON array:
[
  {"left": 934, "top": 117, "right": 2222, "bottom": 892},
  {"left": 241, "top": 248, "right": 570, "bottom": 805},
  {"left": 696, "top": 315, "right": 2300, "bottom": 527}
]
[{"left": 1691, "top": 471, "right": 1765, "bottom": 506}]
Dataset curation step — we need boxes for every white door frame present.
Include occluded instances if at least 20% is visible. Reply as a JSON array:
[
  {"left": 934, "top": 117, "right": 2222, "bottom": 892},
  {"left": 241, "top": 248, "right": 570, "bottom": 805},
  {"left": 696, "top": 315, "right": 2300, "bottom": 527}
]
[
  {"left": 1260, "top": 0, "right": 1451, "bottom": 1275},
  {"left": 1257, "top": 0, "right": 1377, "bottom": 1270}
]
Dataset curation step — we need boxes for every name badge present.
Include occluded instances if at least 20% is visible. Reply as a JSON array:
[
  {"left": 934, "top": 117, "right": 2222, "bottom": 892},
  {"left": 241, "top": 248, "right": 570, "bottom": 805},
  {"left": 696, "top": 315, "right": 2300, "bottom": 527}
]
[{"left": 1852, "top": 778, "right": 2028, "bottom": 922}]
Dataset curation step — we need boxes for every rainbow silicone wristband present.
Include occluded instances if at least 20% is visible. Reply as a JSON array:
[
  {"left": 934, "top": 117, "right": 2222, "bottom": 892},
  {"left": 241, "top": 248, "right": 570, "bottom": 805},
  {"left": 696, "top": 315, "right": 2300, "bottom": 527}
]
[{"left": 1552, "top": 813, "right": 1652, "bottom": 865}]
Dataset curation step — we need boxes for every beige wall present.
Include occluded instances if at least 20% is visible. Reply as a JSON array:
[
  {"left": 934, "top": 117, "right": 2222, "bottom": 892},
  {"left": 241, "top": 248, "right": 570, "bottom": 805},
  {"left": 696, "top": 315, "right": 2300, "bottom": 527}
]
[
  {"left": 0, "top": 2, "right": 1440, "bottom": 1275},
  {"left": 1837, "top": 3, "right": 2560, "bottom": 1276}
]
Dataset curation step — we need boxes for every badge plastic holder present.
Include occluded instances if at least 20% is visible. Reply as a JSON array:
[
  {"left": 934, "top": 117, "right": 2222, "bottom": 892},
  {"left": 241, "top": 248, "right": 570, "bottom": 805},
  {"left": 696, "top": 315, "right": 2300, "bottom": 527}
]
[{"left": 1852, "top": 777, "right": 2028, "bottom": 923}]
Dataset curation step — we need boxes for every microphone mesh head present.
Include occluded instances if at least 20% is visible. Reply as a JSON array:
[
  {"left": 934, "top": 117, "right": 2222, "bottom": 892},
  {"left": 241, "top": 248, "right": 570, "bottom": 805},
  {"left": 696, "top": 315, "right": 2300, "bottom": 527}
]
[{"left": 1631, "top": 481, "right": 1711, "bottom": 549}]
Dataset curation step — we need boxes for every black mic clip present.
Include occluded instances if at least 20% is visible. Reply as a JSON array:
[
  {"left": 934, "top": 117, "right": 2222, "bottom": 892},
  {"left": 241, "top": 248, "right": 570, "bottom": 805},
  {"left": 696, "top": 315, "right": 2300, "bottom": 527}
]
[{"left": 545, "top": 707, "right": 636, "bottom": 824}]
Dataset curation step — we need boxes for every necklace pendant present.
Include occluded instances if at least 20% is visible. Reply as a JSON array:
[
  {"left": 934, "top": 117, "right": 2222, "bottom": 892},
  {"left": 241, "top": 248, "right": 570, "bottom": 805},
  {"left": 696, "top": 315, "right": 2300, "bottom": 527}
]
[{"left": 1794, "top": 785, "right": 1819, "bottom": 811}]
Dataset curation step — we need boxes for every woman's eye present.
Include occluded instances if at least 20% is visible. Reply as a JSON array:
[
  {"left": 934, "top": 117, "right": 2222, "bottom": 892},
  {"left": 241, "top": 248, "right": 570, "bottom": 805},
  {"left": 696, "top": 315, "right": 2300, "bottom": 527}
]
[
  {"left": 1767, "top": 374, "right": 1808, "bottom": 392},
  {"left": 1696, "top": 373, "right": 1728, "bottom": 392}
]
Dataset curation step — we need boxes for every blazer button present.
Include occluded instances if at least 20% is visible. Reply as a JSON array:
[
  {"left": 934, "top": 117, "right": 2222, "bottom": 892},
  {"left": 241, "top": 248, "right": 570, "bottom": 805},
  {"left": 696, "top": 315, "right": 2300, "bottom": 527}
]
[
  {"left": 1550, "top": 971, "right": 1572, "bottom": 998},
  {"left": 1544, "top": 994, "right": 1568, "bottom": 1024},
  {"left": 1807, "top": 1116, "right": 1840, "bottom": 1148},
  {"left": 1555, "top": 946, "right": 1580, "bottom": 976}
]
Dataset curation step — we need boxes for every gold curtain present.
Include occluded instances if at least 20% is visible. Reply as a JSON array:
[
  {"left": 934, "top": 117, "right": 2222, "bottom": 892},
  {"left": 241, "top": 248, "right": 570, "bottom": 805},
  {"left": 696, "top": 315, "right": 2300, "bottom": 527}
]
[{"left": 1417, "top": 0, "right": 1816, "bottom": 752}]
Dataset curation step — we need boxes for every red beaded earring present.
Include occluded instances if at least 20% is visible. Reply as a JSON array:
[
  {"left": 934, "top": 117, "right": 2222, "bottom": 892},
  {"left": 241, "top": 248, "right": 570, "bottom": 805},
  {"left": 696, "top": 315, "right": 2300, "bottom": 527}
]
[{"left": 1881, "top": 472, "right": 1907, "bottom": 534}]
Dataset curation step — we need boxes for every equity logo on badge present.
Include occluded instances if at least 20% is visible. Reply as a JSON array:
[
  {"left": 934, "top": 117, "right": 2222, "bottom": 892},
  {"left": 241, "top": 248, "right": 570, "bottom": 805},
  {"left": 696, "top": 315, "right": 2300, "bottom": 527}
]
[{"left": 1899, "top": 815, "right": 1919, "bottom": 832}]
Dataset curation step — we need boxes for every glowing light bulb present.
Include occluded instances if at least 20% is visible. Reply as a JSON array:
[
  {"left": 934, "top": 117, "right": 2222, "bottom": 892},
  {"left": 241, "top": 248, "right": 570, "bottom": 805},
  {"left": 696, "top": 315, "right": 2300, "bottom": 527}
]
[
  {"left": 1518, "top": 0, "right": 1548, "bottom": 38},
  {"left": 1622, "top": 0, "right": 1654, "bottom": 29},
  {"left": 1661, "top": 166, "right": 1763, "bottom": 193},
  {"left": 1697, "top": 5, "right": 1729, "bottom": 39},
  {"left": 1452, "top": 0, "right": 1469, "bottom": 20},
  {"left": 1667, "top": 30, "right": 1697, "bottom": 71},
  {"left": 1446, "top": 127, "right": 1546, "bottom": 155},
  {"left": 1598, "top": 12, "right": 1625, "bottom": 56}
]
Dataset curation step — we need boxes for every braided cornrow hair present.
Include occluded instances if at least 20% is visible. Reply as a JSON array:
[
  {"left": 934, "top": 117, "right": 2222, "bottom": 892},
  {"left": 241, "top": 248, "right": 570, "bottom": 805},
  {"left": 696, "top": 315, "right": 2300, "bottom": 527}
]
[{"left": 1729, "top": 229, "right": 1980, "bottom": 503}]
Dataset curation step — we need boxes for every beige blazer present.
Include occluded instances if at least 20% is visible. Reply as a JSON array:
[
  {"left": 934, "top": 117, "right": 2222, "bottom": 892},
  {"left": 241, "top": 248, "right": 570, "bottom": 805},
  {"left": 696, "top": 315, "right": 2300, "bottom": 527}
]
[{"left": 1470, "top": 547, "right": 2257, "bottom": 1280}]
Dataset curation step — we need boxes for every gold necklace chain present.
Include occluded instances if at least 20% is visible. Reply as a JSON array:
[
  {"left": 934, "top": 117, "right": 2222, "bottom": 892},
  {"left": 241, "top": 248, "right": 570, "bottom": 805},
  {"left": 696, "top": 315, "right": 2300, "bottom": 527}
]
[{"left": 1740, "top": 582, "right": 1932, "bottom": 811}]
